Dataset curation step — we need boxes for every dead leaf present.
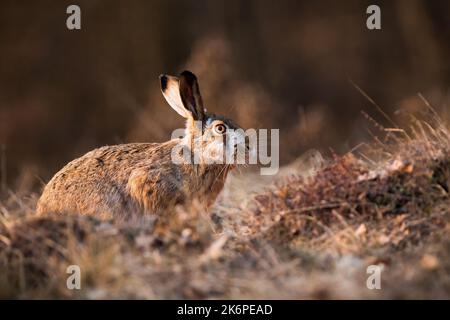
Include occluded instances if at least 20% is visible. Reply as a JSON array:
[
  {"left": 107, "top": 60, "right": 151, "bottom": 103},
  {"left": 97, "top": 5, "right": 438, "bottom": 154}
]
[
  {"left": 377, "top": 234, "right": 390, "bottom": 245},
  {"left": 403, "top": 164, "right": 414, "bottom": 173},
  {"left": 420, "top": 254, "right": 439, "bottom": 270},
  {"left": 355, "top": 223, "right": 367, "bottom": 237},
  {"left": 199, "top": 235, "right": 228, "bottom": 263}
]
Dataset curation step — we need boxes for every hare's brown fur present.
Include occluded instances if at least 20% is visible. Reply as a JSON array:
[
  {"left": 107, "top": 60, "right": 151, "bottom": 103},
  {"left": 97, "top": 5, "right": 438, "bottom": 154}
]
[
  {"left": 37, "top": 141, "right": 230, "bottom": 218},
  {"left": 37, "top": 71, "right": 242, "bottom": 218}
]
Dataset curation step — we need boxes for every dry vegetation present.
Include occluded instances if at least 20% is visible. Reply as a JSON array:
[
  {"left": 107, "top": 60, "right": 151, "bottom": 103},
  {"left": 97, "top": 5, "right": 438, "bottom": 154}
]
[
  {"left": 0, "top": 109, "right": 449, "bottom": 299},
  {"left": 1, "top": 1, "right": 449, "bottom": 300}
]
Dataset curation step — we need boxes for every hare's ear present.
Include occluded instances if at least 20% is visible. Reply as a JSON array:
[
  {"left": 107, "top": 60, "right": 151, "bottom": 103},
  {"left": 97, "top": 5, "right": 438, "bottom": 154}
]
[
  {"left": 178, "top": 70, "right": 205, "bottom": 121},
  {"left": 159, "top": 74, "right": 190, "bottom": 118}
]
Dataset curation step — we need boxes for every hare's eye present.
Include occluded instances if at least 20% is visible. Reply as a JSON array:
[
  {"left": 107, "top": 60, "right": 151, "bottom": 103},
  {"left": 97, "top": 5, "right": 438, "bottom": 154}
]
[{"left": 214, "top": 123, "right": 227, "bottom": 134}]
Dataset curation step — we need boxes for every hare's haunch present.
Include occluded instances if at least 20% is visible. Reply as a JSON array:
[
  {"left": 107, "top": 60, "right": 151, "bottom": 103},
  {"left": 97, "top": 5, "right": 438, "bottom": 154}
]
[{"left": 37, "top": 71, "right": 246, "bottom": 218}]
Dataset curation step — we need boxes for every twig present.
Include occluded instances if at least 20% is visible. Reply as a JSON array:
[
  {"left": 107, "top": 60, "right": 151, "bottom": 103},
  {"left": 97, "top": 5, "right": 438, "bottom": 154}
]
[
  {"left": 418, "top": 92, "right": 440, "bottom": 120},
  {"left": 278, "top": 202, "right": 344, "bottom": 215},
  {"left": 350, "top": 79, "right": 403, "bottom": 131}
]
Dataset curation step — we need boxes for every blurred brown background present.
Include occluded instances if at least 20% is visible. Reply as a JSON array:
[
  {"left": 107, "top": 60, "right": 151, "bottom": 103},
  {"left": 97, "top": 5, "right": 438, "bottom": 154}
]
[{"left": 0, "top": 0, "right": 449, "bottom": 192}]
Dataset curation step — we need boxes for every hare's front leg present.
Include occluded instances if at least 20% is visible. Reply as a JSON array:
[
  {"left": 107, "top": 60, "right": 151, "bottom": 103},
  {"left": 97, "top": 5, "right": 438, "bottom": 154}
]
[{"left": 127, "top": 167, "right": 185, "bottom": 214}]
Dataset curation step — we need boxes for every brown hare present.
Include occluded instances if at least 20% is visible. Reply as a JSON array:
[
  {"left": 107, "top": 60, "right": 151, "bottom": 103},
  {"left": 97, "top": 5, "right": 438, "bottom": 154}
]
[{"left": 37, "top": 71, "right": 247, "bottom": 218}]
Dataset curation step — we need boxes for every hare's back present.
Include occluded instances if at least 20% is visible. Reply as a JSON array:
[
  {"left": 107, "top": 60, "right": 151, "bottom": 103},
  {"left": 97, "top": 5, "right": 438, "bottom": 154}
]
[{"left": 37, "top": 142, "right": 167, "bottom": 216}]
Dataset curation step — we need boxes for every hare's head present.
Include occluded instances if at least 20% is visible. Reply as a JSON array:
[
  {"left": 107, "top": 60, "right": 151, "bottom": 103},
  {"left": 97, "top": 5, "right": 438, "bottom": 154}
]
[{"left": 160, "top": 70, "right": 248, "bottom": 165}]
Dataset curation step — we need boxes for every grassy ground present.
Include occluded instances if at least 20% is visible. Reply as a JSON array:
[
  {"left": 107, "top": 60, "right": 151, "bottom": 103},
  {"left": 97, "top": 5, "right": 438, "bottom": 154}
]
[{"left": 0, "top": 113, "right": 449, "bottom": 299}]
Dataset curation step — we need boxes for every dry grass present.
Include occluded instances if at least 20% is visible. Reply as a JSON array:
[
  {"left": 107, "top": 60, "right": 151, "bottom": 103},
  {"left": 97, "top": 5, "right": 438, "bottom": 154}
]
[{"left": 0, "top": 114, "right": 449, "bottom": 299}]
